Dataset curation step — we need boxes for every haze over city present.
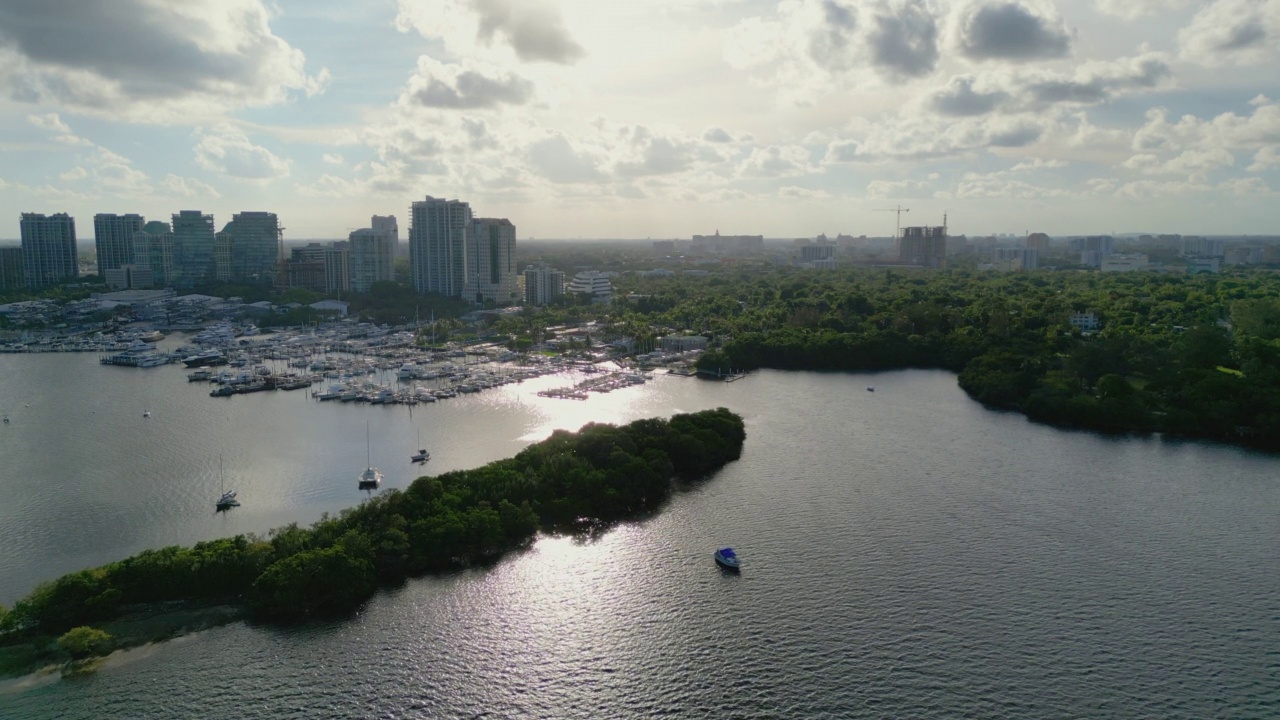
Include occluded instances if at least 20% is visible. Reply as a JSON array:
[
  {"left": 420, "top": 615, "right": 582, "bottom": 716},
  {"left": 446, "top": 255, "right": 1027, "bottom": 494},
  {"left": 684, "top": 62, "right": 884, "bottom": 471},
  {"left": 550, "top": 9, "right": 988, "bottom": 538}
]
[{"left": 2, "top": 0, "right": 1279, "bottom": 239}]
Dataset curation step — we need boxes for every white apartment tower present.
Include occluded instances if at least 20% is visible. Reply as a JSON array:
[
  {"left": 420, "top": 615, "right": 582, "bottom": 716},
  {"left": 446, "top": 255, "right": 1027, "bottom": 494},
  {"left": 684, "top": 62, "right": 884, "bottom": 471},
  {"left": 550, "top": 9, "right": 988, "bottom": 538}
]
[
  {"left": 409, "top": 196, "right": 471, "bottom": 296},
  {"left": 523, "top": 263, "right": 565, "bottom": 306},
  {"left": 93, "top": 213, "right": 144, "bottom": 273},
  {"left": 348, "top": 228, "right": 395, "bottom": 293},
  {"left": 462, "top": 218, "right": 518, "bottom": 305},
  {"left": 20, "top": 212, "right": 78, "bottom": 288}
]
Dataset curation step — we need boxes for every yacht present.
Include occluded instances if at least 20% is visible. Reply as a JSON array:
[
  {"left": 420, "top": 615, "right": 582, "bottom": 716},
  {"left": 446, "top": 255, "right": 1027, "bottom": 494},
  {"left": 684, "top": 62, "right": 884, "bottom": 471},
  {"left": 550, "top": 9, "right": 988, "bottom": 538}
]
[
  {"left": 215, "top": 457, "right": 240, "bottom": 511},
  {"left": 216, "top": 490, "right": 240, "bottom": 511},
  {"left": 358, "top": 421, "right": 383, "bottom": 490},
  {"left": 714, "top": 547, "right": 740, "bottom": 571},
  {"left": 410, "top": 430, "right": 431, "bottom": 463},
  {"left": 182, "top": 350, "right": 227, "bottom": 368},
  {"left": 187, "top": 368, "right": 212, "bottom": 381}
]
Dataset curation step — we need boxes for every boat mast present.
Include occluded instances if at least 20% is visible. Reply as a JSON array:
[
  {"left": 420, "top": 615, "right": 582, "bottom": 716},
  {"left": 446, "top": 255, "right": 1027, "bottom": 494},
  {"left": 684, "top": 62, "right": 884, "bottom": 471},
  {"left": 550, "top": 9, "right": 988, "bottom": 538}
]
[{"left": 366, "top": 420, "right": 371, "bottom": 469}]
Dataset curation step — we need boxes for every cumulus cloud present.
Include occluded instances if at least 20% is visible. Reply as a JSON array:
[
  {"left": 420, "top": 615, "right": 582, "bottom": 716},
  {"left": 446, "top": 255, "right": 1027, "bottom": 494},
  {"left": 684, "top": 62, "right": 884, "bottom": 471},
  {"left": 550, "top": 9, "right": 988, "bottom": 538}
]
[
  {"left": 58, "top": 166, "right": 88, "bottom": 182},
  {"left": 404, "top": 57, "right": 534, "bottom": 109},
  {"left": 1179, "top": 0, "right": 1280, "bottom": 67},
  {"left": 613, "top": 126, "right": 702, "bottom": 177},
  {"left": 1248, "top": 146, "right": 1280, "bottom": 171},
  {"left": 0, "top": 0, "right": 329, "bottom": 121},
  {"left": 194, "top": 126, "right": 290, "bottom": 181},
  {"left": 395, "top": 0, "right": 583, "bottom": 65},
  {"left": 737, "top": 145, "right": 813, "bottom": 177},
  {"left": 1123, "top": 147, "right": 1235, "bottom": 181},
  {"left": 724, "top": 0, "right": 941, "bottom": 98},
  {"left": 866, "top": 176, "right": 937, "bottom": 197},
  {"left": 322, "top": 153, "right": 344, "bottom": 166},
  {"left": 161, "top": 174, "right": 221, "bottom": 199},
  {"left": 527, "top": 133, "right": 605, "bottom": 183},
  {"left": 703, "top": 127, "right": 735, "bottom": 143},
  {"left": 954, "top": 0, "right": 1072, "bottom": 61},
  {"left": 929, "top": 75, "right": 1009, "bottom": 116}
]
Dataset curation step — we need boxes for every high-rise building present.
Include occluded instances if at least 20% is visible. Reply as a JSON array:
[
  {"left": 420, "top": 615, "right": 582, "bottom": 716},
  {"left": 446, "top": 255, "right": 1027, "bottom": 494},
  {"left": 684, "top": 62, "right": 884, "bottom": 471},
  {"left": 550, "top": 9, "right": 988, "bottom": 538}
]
[
  {"left": 409, "top": 196, "right": 471, "bottom": 296},
  {"left": 171, "top": 210, "right": 216, "bottom": 288},
  {"left": 462, "top": 218, "right": 517, "bottom": 305},
  {"left": 0, "top": 247, "right": 24, "bottom": 290},
  {"left": 285, "top": 242, "right": 350, "bottom": 294},
  {"left": 215, "top": 212, "right": 282, "bottom": 285},
  {"left": 132, "top": 221, "right": 174, "bottom": 288},
  {"left": 1025, "top": 233, "right": 1050, "bottom": 252},
  {"left": 20, "top": 212, "right": 77, "bottom": 288},
  {"left": 898, "top": 226, "right": 947, "bottom": 267},
  {"left": 371, "top": 215, "right": 401, "bottom": 257},
  {"left": 93, "top": 213, "right": 144, "bottom": 274},
  {"left": 348, "top": 228, "right": 395, "bottom": 293},
  {"left": 523, "top": 263, "right": 564, "bottom": 306}
]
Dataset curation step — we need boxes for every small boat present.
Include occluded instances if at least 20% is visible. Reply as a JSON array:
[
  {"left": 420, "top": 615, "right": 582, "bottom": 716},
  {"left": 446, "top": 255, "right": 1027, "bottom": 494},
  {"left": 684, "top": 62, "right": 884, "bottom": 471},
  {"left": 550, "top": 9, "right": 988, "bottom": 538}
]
[
  {"left": 215, "top": 456, "right": 239, "bottom": 511},
  {"left": 410, "top": 429, "right": 430, "bottom": 463},
  {"left": 714, "top": 547, "right": 740, "bottom": 571},
  {"left": 866, "top": 386, "right": 875, "bottom": 392},
  {"left": 2, "top": 415, "right": 8, "bottom": 424},
  {"left": 143, "top": 410, "right": 151, "bottom": 418},
  {"left": 359, "top": 420, "right": 383, "bottom": 490}
]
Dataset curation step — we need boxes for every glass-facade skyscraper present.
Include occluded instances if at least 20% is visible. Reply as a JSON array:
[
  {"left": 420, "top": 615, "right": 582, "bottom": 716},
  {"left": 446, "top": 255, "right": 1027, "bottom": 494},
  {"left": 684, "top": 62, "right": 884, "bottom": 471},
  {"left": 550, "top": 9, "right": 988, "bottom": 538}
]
[
  {"left": 93, "top": 213, "right": 144, "bottom": 273},
  {"left": 20, "top": 212, "right": 78, "bottom": 288},
  {"left": 171, "top": 210, "right": 215, "bottom": 288}
]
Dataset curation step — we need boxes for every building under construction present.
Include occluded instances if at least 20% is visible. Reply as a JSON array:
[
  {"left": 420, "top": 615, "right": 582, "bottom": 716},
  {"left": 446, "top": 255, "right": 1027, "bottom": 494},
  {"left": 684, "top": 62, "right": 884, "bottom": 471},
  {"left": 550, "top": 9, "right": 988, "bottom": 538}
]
[{"left": 898, "top": 225, "right": 947, "bottom": 268}]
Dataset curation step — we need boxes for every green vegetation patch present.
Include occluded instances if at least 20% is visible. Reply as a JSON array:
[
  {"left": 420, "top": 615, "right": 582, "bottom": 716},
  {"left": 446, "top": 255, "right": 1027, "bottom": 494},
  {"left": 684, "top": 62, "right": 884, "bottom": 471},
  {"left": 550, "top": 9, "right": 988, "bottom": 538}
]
[{"left": 0, "top": 409, "right": 745, "bottom": 640}]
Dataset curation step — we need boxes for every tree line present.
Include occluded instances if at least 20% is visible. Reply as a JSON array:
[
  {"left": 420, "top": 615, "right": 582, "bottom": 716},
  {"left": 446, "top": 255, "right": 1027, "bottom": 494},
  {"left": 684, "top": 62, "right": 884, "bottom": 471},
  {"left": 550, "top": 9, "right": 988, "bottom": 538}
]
[{"left": 1, "top": 408, "right": 744, "bottom": 635}]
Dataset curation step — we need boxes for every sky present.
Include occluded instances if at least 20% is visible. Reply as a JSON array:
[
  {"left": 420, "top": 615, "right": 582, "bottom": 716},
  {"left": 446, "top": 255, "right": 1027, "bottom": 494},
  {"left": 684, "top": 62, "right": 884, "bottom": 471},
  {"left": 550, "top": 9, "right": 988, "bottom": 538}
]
[{"left": 1, "top": 0, "right": 1278, "bottom": 240}]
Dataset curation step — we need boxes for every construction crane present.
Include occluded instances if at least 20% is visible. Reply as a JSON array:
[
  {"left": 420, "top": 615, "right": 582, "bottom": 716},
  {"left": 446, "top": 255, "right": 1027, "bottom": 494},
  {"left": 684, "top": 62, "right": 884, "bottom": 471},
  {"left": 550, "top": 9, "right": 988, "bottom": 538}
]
[{"left": 874, "top": 205, "right": 910, "bottom": 240}]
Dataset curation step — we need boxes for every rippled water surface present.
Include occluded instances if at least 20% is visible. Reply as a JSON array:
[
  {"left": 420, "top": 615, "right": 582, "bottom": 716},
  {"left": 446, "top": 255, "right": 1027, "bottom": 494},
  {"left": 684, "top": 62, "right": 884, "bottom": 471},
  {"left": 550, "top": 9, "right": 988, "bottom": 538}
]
[{"left": 1, "top": 353, "right": 1277, "bottom": 719}]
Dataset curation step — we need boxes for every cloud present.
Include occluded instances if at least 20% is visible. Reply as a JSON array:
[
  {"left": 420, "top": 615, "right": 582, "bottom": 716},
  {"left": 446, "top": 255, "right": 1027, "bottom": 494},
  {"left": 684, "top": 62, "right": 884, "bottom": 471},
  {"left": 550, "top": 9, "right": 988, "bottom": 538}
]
[
  {"left": 1094, "top": 0, "right": 1194, "bottom": 20},
  {"left": 27, "top": 112, "right": 90, "bottom": 145},
  {"left": 194, "top": 126, "right": 290, "bottom": 181},
  {"left": 404, "top": 57, "right": 534, "bottom": 109},
  {"left": 613, "top": 126, "right": 702, "bottom": 177},
  {"left": 89, "top": 147, "right": 152, "bottom": 195},
  {"left": 724, "top": 0, "right": 941, "bottom": 99},
  {"left": 322, "top": 153, "right": 344, "bottom": 166},
  {"left": 737, "top": 145, "right": 813, "bottom": 177},
  {"left": 395, "top": 0, "right": 583, "bottom": 65},
  {"left": 954, "top": 0, "right": 1072, "bottom": 61},
  {"left": 930, "top": 75, "right": 1009, "bottom": 116},
  {"left": 0, "top": 0, "right": 328, "bottom": 121},
  {"left": 473, "top": 0, "right": 585, "bottom": 63},
  {"left": 1123, "top": 147, "right": 1235, "bottom": 181},
  {"left": 703, "top": 127, "right": 735, "bottom": 143},
  {"left": 527, "top": 133, "right": 605, "bottom": 183},
  {"left": 1019, "top": 52, "right": 1172, "bottom": 108},
  {"left": 1248, "top": 146, "right": 1280, "bottom": 171},
  {"left": 1179, "top": 0, "right": 1280, "bottom": 67},
  {"left": 161, "top": 174, "right": 221, "bottom": 199},
  {"left": 867, "top": 0, "right": 940, "bottom": 80},
  {"left": 58, "top": 166, "right": 87, "bottom": 182},
  {"left": 829, "top": 113, "right": 1048, "bottom": 161},
  {"left": 866, "top": 176, "right": 936, "bottom": 197}
]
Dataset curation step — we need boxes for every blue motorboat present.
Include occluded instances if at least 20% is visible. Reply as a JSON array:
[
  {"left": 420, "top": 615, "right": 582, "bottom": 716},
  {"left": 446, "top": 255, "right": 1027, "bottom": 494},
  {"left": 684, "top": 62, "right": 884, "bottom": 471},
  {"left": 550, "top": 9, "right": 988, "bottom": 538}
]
[{"left": 714, "top": 547, "right": 740, "bottom": 571}]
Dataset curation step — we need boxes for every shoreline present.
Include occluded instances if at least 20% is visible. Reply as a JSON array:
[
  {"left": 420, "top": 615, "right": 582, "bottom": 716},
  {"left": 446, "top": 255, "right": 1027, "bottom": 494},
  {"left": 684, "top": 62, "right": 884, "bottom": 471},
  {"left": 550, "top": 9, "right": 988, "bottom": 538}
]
[{"left": 0, "top": 602, "right": 244, "bottom": 681}]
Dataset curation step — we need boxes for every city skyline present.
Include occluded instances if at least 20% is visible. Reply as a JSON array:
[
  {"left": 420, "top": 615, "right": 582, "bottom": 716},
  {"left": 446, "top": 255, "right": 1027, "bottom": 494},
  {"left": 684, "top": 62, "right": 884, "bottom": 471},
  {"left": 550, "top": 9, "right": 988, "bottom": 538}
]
[{"left": 1, "top": 1, "right": 1279, "bottom": 238}]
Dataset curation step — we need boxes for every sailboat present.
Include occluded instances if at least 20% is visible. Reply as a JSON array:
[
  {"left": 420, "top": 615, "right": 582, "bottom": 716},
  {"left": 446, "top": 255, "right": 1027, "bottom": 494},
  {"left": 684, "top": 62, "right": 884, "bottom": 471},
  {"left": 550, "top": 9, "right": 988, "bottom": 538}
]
[
  {"left": 358, "top": 420, "right": 383, "bottom": 490},
  {"left": 411, "top": 429, "right": 430, "bottom": 463},
  {"left": 215, "top": 455, "right": 239, "bottom": 511}
]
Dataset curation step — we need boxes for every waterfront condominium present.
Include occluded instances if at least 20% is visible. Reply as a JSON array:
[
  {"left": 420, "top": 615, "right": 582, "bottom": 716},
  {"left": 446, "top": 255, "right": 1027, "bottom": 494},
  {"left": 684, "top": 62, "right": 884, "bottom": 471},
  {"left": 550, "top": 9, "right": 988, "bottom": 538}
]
[
  {"left": 462, "top": 218, "right": 518, "bottom": 305},
  {"left": 523, "top": 263, "right": 565, "bottom": 307},
  {"left": 171, "top": 210, "right": 216, "bottom": 288},
  {"left": 409, "top": 196, "right": 471, "bottom": 296},
  {"left": 215, "top": 212, "right": 283, "bottom": 285},
  {"left": 348, "top": 228, "right": 395, "bottom": 293},
  {"left": 19, "top": 212, "right": 77, "bottom": 288},
  {"left": 93, "top": 213, "right": 145, "bottom": 273},
  {"left": 132, "top": 221, "right": 174, "bottom": 288}
]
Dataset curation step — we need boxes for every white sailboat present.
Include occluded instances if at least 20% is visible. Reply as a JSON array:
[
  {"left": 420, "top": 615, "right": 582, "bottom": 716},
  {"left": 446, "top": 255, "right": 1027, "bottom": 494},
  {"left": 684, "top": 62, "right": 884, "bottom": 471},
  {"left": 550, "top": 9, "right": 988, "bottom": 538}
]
[
  {"left": 410, "top": 428, "right": 431, "bottom": 463},
  {"left": 359, "top": 420, "right": 383, "bottom": 490},
  {"left": 215, "top": 455, "right": 239, "bottom": 511}
]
